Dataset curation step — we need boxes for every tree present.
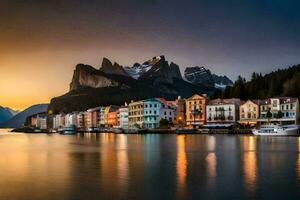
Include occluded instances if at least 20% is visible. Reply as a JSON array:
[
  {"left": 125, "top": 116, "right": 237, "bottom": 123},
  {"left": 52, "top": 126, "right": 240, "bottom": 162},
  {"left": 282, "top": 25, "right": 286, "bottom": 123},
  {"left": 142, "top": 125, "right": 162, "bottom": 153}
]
[
  {"left": 266, "top": 110, "right": 272, "bottom": 123},
  {"left": 277, "top": 111, "right": 283, "bottom": 119},
  {"left": 159, "top": 118, "right": 169, "bottom": 128}
]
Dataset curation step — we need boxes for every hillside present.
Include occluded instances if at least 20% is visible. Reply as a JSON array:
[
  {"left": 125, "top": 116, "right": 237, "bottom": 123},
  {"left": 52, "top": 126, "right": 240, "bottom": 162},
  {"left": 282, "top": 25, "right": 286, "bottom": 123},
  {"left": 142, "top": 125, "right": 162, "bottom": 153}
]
[
  {"left": 0, "top": 104, "right": 49, "bottom": 128},
  {"left": 0, "top": 106, "right": 18, "bottom": 124},
  {"left": 218, "top": 64, "right": 300, "bottom": 99}
]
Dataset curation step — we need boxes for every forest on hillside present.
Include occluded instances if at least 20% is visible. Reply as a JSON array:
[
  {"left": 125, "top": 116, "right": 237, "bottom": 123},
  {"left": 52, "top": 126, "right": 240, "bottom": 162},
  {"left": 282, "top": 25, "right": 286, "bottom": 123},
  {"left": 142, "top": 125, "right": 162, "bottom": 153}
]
[{"left": 216, "top": 64, "right": 300, "bottom": 100}]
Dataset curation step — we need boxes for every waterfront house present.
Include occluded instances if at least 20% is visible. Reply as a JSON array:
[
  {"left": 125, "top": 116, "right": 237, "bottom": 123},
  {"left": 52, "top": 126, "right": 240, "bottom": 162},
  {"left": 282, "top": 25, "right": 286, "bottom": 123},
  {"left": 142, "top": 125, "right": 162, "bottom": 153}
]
[
  {"left": 258, "top": 97, "right": 299, "bottom": 125},
  {"left": 88, "top": 107, "right": 101, "bottom": 129},
  {"left": 185, "top": 94, "right": 206, "bottom": 128},
  {"left": 107, "top": 111, "right": 118, "bottom": 127},
  {"left": 143, "top": 98, "right": 177, "bottom": 129},
  {"left": 104, "top": 106, "right": 119, "bottom": 127},
  {"left": 128, "top": 100, "right": 144, "bottom": 129},
  {"left": 118, "top": 105, "right": 129, "bottom": 130},
  {"left": 99, "top": 107, "right": 106, "bottom": 127},
  {"left": 175, "top": 96, "right": 186, "bottom": 127},
  {"left": 25, "top": 112, "right": 47, "bottom": 130},
  {"left": 36, "top": 113, "right": 47, "bottom": 130},
  {"left": 84, "top": 111, "right": 92, "bottom": 131},
  {"left": 206, "top": 98, "right": 241, "bottom": 125},
  {"left": 76, "top": 112, "right": 85, "bottom": 130},
  {"left": 238, "top": 100, "right": 261, "bottom": 127},
  {"left": 53, "top": 114, "right": 66, "bottom": 130},
  {"left": 65, "top": 112, "right": 78, "bottom": 128}
]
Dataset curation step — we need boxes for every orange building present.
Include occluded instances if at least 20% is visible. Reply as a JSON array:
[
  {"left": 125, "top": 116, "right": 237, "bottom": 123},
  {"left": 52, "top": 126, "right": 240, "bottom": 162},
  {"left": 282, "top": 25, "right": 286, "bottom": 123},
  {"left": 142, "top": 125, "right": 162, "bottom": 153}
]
[
  {"left": 106, "top": 111, "right": 118, "bottom": 127},
  {"left": 185, "top": 94, "right": 206, "bottom": 128},
  {"left": 104, "top": 105, "right": 119, "bottom": 127}
]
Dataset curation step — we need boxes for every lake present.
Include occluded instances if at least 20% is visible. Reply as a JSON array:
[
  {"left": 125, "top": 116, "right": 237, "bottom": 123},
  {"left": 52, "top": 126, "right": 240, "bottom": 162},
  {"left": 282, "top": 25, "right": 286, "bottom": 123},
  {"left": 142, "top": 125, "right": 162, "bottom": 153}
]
[{"left": 0, "top": 129, "right": 299, "bottom": 200}]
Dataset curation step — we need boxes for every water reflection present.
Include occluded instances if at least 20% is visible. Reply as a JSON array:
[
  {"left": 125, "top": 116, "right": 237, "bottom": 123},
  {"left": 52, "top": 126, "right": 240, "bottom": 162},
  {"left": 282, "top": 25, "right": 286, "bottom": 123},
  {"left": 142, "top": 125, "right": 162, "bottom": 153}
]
[
  {"left": 297, "top": 138, "right": 300, "bottom": 184},
  {"left": 0, "top": 131, "right": 300, "bottom": 199},
  {"left": 116, "top": 135, "right": 129, "bottom": 191},
  {"left": 176, "top": 135, "right": 187, "bottom": 199},
  {"left": 242, "top": 136, "right": 257, "bottom": 194}
]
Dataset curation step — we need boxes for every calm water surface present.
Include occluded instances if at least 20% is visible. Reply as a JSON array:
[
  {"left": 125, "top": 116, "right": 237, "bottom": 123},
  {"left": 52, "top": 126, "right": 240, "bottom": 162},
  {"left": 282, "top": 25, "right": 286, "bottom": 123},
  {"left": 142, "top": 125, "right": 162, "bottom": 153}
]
[{"left": 0, "top": 129, "right": 300, "bottom": 200}]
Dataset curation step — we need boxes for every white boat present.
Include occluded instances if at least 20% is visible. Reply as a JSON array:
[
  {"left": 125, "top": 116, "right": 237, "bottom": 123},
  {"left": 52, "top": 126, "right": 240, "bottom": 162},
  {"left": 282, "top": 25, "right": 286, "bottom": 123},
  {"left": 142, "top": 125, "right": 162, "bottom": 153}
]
[{"left": 252, "top": 124, "right": 300, "bottom": 136}]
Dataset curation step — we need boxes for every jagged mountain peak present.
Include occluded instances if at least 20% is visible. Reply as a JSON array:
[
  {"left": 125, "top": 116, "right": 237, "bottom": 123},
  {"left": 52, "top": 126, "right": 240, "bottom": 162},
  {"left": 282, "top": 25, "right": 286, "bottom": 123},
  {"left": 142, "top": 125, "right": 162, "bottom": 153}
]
[
  {"left": 124, "top": 55, "right": 182, "bottom": 81},
  {"left": 99, "top": 57, "right": 129, "bottom": 77},
  {"left": 184, "top": 66, "right": 233, "bottom": 90}
]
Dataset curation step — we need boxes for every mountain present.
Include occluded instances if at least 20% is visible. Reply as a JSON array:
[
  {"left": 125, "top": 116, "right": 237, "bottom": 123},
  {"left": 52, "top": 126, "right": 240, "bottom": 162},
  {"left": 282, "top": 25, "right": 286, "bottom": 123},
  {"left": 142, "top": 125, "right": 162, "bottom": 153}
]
[
  {"left": 123, "top": 56, "right": 182, "bottom": 81},
  {"left": 184, "top": 66, "right": 233, "bottom": 90},
  {"left": 0, "top": 106, "right": 18, "bottom": 124},
  {"left": 50, "top": 56, "right": 217, "bottom": 113},
  {"left": 0, "top": 104, "right": 48, "bottom": 128},
  {"left": 218, "top": 64, "right": 300, "bottom": 100}
]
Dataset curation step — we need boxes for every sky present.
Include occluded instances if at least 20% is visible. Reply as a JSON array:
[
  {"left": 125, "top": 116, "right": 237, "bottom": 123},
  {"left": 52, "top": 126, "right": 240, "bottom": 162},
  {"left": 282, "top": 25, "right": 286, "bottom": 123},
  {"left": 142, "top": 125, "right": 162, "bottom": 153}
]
[{"left": 0, "top": 0, "right": 300, "bottom": 110}]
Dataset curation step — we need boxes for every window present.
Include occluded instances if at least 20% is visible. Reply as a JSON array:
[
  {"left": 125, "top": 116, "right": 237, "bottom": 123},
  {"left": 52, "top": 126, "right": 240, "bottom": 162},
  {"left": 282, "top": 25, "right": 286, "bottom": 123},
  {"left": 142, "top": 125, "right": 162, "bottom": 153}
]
[
  {"left": 164, "top": 112, "right": 167, "bottom": 115},
  {"left": 150, "top": 104, "right": 152, "bottom": 108}
]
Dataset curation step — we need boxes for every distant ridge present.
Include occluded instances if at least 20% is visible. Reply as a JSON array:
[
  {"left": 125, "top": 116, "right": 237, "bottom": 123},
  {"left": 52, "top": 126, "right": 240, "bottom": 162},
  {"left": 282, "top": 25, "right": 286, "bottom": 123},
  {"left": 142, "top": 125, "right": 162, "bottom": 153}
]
[
  {"left": 0, "top": 104, "right": 48, "bottom": 128},
  {"left": 0, "top": 106, "right": 18, "bottom": 124}
]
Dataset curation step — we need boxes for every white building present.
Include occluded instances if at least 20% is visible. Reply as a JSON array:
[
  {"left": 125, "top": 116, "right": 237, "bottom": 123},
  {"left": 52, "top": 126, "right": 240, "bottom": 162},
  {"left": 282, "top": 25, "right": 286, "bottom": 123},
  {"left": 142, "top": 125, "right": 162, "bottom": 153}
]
[
  {"left": 65, "top": 113, "right": 78, "bottom": 128},
  {"left": 36, "top": 113, "right": 47, "bottom": 130},
  {"left": 143, "top": 98, "right": 177, "bottom": 129},
  {"left": 206, "top": 98, "right": 241, "bottom": 124},
  {"left": 53, "top": 114, "right": 65, "bottom": 130},
  {"left": 118, "top": 106, "right": 129, "bottom": 130},
  {"left": 258, "top": 97, "right": 299, "bottom": 125}
]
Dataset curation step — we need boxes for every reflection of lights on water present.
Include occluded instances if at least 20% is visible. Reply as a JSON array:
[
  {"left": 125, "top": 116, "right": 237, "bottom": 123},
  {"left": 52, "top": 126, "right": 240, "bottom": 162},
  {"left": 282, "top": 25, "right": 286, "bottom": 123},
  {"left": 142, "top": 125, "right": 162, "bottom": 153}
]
[
  {"left": 176, "top": 135, "right": 187, "bottom": 194},
  {"left": 117, "top": 135, "right": 129, "bottom": 189},
  {"left": 207, "top": 136, "right": 216, "bottom": 151},
  {"left": 206, "top": 153, "right": 217, "bottom": 178},
  {"left": 243, "top": 136, "right": 257, "bottom": 193},
  {"left": 297, "top": 138, "right": 300, "bottom": 183}
]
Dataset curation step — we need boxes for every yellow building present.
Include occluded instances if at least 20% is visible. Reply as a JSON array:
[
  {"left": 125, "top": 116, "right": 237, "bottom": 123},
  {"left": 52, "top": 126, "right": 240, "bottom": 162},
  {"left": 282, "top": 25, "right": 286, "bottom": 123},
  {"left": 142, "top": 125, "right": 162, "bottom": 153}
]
[
  {"left": 185, "top": 94, "right": 206, "bottom": 128},
  {"left": 128, "top": 100, "right": 144, "bottom": 129},
  {"left": 239, "top": 100, "right": 260, "bottom": 127}
]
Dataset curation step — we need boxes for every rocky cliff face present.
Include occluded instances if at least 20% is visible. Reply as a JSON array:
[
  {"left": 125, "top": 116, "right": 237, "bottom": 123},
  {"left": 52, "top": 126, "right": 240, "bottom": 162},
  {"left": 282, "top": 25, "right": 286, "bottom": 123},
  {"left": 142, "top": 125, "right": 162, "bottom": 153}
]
[
  {"left": 70, "top": 64, "right": 120, "bottom": 91},
  {"left": 99, "top": 58, "right": 130, "bottom": 77}
]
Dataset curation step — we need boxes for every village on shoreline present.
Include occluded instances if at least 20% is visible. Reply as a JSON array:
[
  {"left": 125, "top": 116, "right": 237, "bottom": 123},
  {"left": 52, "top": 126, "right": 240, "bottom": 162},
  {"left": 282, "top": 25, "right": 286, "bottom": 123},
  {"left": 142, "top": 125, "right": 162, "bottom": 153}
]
[{"left": 16, "top": 94, "right": 300, "bottom": 135}]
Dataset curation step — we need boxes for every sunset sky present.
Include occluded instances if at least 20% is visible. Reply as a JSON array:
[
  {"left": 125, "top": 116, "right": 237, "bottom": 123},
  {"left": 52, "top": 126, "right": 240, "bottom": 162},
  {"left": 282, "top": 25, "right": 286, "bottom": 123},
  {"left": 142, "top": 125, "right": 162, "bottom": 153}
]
[{"left": 1, "top": 0, "right": 300, "bottom": 110}]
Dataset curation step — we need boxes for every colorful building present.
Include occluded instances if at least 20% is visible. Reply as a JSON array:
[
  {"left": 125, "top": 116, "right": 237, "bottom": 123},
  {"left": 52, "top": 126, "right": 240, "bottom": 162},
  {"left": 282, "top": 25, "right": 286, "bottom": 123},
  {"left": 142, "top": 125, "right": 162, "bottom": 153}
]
[
  {"left": 143, "top": 98, "right": 177, "bottom": 129},
  {"left": 238, "top": 100, "right": 260, "bottom": 126},
  {"left": 76, "top": 112, "right": 85, "bottom": 130},
  {"left": 185, "top": 94, "right": 206, "bottom": 128},
  {"left": 65, "top": 112, "right": 78, "bottom": 128},
  {"left": 128, "top": 100, "right": 144, "bottom": 129},
  {"left": 104, "top": 106, "right": 119, "bottom": 127},
  {"left": 258, "top": 97, "right": 299, "bottom": 125},
  {"left": 206, "top": 98, "right": 241, "bottom": 125},
  {"left": 118, "top": 106, "right": 129, "bottom": 130},
  {"left": 175, "top": 96, "right": 186, "bottom": 127}
]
